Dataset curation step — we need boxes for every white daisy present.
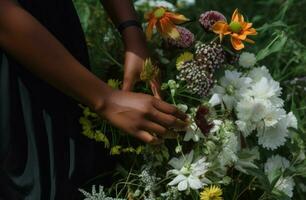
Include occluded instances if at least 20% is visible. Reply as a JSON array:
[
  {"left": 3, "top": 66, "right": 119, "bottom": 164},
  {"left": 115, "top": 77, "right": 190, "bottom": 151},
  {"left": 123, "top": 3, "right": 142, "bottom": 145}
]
[{"left": 248, "top": 66, "right": 273, "bottom": 82}]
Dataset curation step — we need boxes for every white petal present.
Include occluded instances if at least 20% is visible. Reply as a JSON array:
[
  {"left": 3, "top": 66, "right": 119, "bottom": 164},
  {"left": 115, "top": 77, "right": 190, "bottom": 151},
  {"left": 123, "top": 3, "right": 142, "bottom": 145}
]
[
  {"left": 188, "top": 176, "right": 203, "bottom": 190},
  {"left": 168, "top": 174, "right": 187, "bottom": 186},
  {"left": 177, "top": 180, "right": 188, "bottom": 191},
  {"left": 209, "top": 93, "right": 222, "bottom": 107}
]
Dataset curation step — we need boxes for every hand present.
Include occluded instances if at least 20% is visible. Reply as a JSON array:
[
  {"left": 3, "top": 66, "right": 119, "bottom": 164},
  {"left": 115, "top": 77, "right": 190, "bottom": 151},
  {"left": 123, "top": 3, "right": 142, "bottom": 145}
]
[
  {"left": 98, "top": 90, "right": 188, "bottom": 144},
  {"left": 123, "top": 51, "right": 162, "bottom": 99}
]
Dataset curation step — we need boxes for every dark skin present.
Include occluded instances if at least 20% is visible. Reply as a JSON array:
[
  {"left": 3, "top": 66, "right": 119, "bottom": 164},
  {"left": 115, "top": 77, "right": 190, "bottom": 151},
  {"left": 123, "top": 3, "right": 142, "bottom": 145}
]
[{"left": 0, "top": 0, "right": 187, "bottom": 144}]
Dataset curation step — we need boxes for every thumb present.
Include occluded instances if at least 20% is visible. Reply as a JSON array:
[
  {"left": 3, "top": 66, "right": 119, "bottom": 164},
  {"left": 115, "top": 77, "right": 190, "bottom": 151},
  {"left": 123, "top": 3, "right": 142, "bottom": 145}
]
[{"left": 122, "top": 76, "right": 135, "bottom": 91}]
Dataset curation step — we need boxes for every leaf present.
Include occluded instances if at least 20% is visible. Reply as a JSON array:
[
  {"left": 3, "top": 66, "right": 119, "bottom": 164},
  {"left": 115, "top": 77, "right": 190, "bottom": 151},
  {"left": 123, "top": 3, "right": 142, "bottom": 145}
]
[{"left": 256, "top": 32, "right": 288, "bottom": 61}]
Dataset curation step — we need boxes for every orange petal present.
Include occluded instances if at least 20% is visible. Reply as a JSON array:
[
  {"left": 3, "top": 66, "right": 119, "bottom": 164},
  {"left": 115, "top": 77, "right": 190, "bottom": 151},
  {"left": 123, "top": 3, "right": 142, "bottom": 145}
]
[
  {"left": 244, "top": 28, "right": 257, "bottom": 35},
  {"left": 231, "top": 8, "right": 244, "bottom": 23},
  {"left": 212, "top": 21, "right": 230, "bottom": 41},
  {"left": 146, "top": 18, "right": 157, "bottom": 40},
  {"left": 231, "top": 36, "right": 244, "bottom": 50},
  {"left": 157, "top": 18, "right": 180, "bottom": 39},
  {"left": 231, "top": 33, "right": 247, "bottom": 40},
  {"left": 165, "top": 12, "right": 189, "bottom": 24},
  {"left": 245, "top": 38, "right": 255, "bottom": 44}
]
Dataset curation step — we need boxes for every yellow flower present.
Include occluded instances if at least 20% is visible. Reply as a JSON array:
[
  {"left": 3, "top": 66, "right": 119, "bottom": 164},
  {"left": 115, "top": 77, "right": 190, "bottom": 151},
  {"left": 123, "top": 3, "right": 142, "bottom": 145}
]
[
  {"left": 200, "top": 185, "right": 223, "bottom": 200},
  {"left": 176, "top": 52, "right": 194, "bottom": 70},
  {"left": 212, "top": 9, "right": 257, "bottom": 50},
  {"left": 140, "top": 58, "right": 159, "bottom": 82},
  {"left": 110, "top": 145, "right": 122, "bottom": 155},
  {"left": 145, "top": 7, "right": 189, "bottom": 40},
  {"left": 107, "top": 79, "right": 121, "bottom": 89}
]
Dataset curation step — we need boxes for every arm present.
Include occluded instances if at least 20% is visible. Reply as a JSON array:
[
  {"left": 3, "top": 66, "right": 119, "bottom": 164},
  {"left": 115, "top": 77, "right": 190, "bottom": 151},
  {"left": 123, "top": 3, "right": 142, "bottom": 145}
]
[
  {"left": 0, "top": 0, "right": 186, "bottom": 143},
  {"left": 101, "top": 0, "right": 161, "bottom": 98}
]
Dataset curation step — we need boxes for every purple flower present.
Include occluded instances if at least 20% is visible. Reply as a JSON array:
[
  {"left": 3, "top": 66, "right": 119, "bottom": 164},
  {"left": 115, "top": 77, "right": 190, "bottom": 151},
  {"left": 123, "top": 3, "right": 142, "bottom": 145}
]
[
  {"left": 199, "top": 10, "right": 227, "bottom": 31},
  {"left": 166, "top": 26, "right": 194, "bottom": 48}
]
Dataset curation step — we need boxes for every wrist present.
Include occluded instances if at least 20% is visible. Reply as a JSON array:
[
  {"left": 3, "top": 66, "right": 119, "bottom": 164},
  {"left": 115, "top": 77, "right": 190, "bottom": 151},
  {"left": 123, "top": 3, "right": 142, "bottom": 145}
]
[{"left": 90, "top": 84, "right": 114, "bottom": 114}]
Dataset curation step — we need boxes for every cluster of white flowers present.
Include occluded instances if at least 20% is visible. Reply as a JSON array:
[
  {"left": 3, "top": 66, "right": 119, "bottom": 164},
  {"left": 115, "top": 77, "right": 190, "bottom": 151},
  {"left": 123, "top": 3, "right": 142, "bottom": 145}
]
[
  {"left": 134, "top": 0, "right": 176, "bottom": 11},
  {"left": 210, "top": 66, "right": 297, "bottom": 150}
]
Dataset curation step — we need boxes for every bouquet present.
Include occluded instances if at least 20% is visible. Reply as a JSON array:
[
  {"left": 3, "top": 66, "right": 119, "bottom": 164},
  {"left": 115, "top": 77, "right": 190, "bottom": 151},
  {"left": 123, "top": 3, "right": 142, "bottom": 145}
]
[{"left": 79, "top": 4, "right": 306, "bottom": 200}]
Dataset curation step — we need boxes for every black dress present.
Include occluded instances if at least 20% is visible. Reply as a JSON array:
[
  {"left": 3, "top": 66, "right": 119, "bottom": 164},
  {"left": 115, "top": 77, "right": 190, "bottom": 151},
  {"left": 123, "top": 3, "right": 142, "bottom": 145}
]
[{"left": 0, "top": 0, "right": 113, "bottom": 199}]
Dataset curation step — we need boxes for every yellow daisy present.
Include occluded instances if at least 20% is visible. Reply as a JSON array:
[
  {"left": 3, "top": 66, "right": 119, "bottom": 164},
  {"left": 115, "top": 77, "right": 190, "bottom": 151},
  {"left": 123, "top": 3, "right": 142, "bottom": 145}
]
[{"left": 200, "top": 185, "right": 223, "bottom": 200}]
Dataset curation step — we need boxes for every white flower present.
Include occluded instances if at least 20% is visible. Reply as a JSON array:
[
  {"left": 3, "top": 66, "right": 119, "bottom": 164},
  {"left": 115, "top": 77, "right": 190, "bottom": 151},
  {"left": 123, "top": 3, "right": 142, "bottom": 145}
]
[
  {"left": 257, "top": 111, "right": 296, "bottom": 150},
  {"left": 238, "top": 52, "right": 256, "bottom": 68},
  {"left": 257, "top": 119, "right": 289, "bottom": 150},
  {"left": 218, "top": 133, "right": 239, "bottom": 167},
  {"left": 235, "top": 120, "right": 256, "bottom": 137},
  {"left": 246, "top": 77, "right": 282, "bottom": 100},
  {"left": 275, "top": 177, "right": 295, "bottom": 198},
  {"left": 167, "top": 151, "right": 210, "bottom": 191},
  {"left": 210, "top": 120, "right": 223, "bottom": 133},
  {"left": 210, "top": 70, "right": 252, "bottom": 110},
  {"left": 177, "top": 104, "right": 188, "bottom": 113},
  {"left": 236, "top": 97, "right": 268, "bottom": 122},
  {"left": 264, "top": 155, "right": 295, "bottom": 197},
  {"left": 286, "top": 112, "right": 298, "bottom": 129},
  {"left": 264, "top": 155, "right": 290, "bottom": 174},
  {"left": 135, "top": 0, "right": 176, "bottom": 11},
  {"left": 177, "top": 0, "right": 195, "bottom": 7},
  {"left": 184, "top": 122, "right": 204, "bottom": 142},
  {"left": 248, "top": 66, "right": 273, "bottom": 82}
]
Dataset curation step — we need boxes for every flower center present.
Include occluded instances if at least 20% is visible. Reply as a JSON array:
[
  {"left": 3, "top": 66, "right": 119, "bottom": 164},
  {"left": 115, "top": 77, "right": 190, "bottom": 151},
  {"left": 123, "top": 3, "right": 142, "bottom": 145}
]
[
  {"left": 154, "top": 7, "right": 166, "bottom": 18},
  {"left": 226, "top": 85, "right": 235, "bottom": 95},
  {"left": 229, "top": 21, "right": 242, "bottom": 33}
]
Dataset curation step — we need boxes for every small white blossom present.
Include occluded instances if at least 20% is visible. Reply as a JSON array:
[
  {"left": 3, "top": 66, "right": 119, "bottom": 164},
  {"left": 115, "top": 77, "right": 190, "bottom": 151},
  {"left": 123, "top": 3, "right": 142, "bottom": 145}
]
[
  {"left": 167, "top": 151, "right": 210, "bottom": 191},
  {"left": 184, "top": 122, "right": 204, "bottom": 142},
  {"left": 239, "top": 52, "right": 256, "bottom": 68},
  {"left": 248, "top": 66, "right": 273, "bottom": 82}
]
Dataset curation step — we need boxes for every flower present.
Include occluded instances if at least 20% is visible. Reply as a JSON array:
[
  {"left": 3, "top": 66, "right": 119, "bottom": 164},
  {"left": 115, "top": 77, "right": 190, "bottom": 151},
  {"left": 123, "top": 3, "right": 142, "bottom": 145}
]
[
  {"left": 212, "top": 9, "right": 257, "bottom": 50},
  {"left": 145, "top": 7, "right": 189, "bottom": 40},
  {"left": 166, "top": 26, "right": 195, "bottom": 48},
  {"left": 264, "top": 155, "right": 295, "bottom": 197},
  {"left": 107, "top": 79, "right": 121, "bottom": 89},
  {"left": 199, "top": 11, "right": 227, "bottom": 31},
  {"left": 195, "top": 106, "right": 214, "bottom": 136},
  {"left": 209, "top": 70, "right": 252, "bottom": 110},
  {"left": 135, "top": 0, "right": 176, "bottom": 12},
  {"left": 200, "top": 185, "right": 223, "bottom": 200},
  {"left": 177, "top": 60, "right": 213, "bottom": 97},
  {"left": 184, "top": 121, "right": 205, "bottom": 142},
  {"left": 176, "top": 52, "right": 194, "bottom": 70},
  {"left": 194, "top": 42, "right": 226, "bottom": 72},
  {"left": 238, "top": 52, "right": 256, "bottom": 68},
  {"left": 167, "top": 151, "right": 211, "bottom": 191},
  {"left": 177, "top": 0, "right": 196, "bottom": 8},
  {"left": 140, "top": 58, "right": 159, "bottom": 82}
]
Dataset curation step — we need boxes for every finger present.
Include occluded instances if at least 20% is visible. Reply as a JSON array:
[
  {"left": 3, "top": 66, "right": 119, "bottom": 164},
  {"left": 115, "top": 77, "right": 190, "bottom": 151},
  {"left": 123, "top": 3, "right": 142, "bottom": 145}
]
[
  {"left": 153, "top": 99, "right": 188, "bottom": 121},
  {"left": 149, "top": 108, "right": 188, "bottom": 130},
  {"left": 134, "top": 130, "right": 163, "bottom": 145},
  {"left": 140, "top": 121, "right": 168, "bottom": 137},
  {"left": 122, "top": 76, "right": 135, "bottom": 91},
  {"left": 150, "top": 79, "right": 162, "bottom": 100}
]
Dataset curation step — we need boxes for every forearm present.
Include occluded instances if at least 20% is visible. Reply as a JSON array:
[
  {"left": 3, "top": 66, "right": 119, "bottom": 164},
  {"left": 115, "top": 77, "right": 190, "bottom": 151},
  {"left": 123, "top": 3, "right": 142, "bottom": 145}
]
[
  {"left": 0, "top": 1, "right": 112, "bottom": 111},
  {"left": 100, "top": 0, "right": 148, "bottom": 57}
]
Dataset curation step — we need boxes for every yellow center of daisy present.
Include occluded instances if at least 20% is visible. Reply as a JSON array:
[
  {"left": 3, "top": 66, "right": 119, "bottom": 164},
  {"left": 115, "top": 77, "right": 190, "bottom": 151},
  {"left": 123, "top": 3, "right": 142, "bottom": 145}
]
[
  {"left": 154, "top": 7, "right": 166, "bottom": 18},
  {"left": 229, "top": 21, "right": 242, "bottom": 33}
]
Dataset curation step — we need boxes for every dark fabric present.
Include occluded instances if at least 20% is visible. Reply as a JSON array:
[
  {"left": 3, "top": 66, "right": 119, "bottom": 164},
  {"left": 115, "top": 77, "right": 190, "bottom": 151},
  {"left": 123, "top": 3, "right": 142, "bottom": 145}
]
[{"left": 0, "top": 1, "right": 114, "bottom": 199}]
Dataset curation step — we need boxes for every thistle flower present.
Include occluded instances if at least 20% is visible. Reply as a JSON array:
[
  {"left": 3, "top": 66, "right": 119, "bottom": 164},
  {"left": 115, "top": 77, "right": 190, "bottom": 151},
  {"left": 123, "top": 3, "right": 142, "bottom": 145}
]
[
  {"left": 199, "top": 11, "right": 227, "bottom": 31},
  {"left": 177, "top": 60, "right": 214, "bottom": 97},
  {"left": 166, "top": 26, "right": 195, "bottom": 48},
  {"left": 195, "top": 42, "right": 226, "bottom": 72},
  {"left": 200, "top": 185, "right": 223, "bottom": 200},
  {"left": 176, "top": 52, "right": 194, "bottom": 70}
]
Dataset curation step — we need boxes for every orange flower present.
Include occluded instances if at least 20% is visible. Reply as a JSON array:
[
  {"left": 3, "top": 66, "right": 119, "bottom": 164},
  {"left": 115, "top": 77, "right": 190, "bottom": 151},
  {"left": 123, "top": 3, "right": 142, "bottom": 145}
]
[
  {"left": 212, "top": 9, "right": 257, "bottom": 50},
  {"left": 145, "top": 7, "right": 189, "bottom": 40}
]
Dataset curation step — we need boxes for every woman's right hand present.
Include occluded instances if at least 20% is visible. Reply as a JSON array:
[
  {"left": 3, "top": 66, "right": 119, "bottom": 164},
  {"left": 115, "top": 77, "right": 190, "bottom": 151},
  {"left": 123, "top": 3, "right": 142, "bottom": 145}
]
[{"left": 97, "top": 90, "right": 188, "bottom": 144}]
